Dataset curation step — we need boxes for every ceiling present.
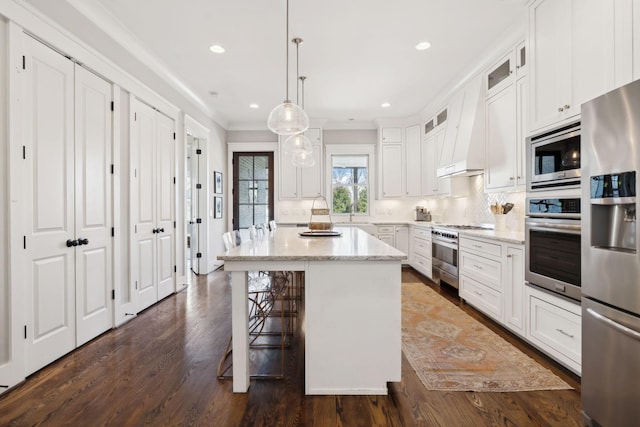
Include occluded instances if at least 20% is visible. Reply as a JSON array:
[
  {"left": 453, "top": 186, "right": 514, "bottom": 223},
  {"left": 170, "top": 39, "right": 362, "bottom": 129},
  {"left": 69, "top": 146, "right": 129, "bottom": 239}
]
[{"left": 24, "top": 0, "right": 527, "bottom": 130}]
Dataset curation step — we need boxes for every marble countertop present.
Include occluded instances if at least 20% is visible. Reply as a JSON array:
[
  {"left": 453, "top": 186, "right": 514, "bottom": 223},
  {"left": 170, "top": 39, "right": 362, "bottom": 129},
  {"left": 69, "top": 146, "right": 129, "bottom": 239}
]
[
  {"left": 457, "top": 229, "right": 525, "bottom": 245},
  {"left": 219, "top": 227, "right": 407, "bottom": 262}
]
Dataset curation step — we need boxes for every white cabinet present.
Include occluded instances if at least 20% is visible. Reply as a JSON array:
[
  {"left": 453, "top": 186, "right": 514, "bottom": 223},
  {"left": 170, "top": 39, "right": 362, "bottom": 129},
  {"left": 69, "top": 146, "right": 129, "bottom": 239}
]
[
  {"left": 376, "top": 224, "right": 409, "bottom": 263},
  {"left": 381, "top": 127, "right": 402, "bottom": 143},
  {"left": 504, "top": 246, "right": 525, "bottom": 334},
  {"left": 409, "top": 225, "right": 432, "bottom": 279},
  {"left": 485, "top": 42, "right": 527, "bottom": 191},
  {"left": 526, "top": 284, "right": 581, "bottom": 374},
  {"left": 405, "top": 125, "right": 422, "bottom": 197},
  {"left": 279, "top": 128, "right": 323, "bottom": 200},
  {"left": 380, "top": 143, "right": 403, "bottom": 198},
  {"left": 459, "top": 236, "right": 504, "bottom": 323},
  {"left": 529, "top": 0, "right": 632, "bottom": 132}
]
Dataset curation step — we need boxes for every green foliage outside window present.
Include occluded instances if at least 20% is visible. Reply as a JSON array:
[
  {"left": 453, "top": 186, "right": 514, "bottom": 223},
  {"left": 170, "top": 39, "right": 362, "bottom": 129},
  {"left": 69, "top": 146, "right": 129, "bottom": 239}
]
[{"left": 333, "top": 186, "right": 352, "bottom": 214}]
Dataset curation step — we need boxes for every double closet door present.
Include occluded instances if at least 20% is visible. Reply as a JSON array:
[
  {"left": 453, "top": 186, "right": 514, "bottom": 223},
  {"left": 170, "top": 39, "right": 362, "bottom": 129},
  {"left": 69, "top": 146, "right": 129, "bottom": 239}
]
[
  {"left": 131, "top": 99, "right": 175, "bottom": 312},
  {"left": 23, "top": 37, "right": 113, "bottom": 375}
]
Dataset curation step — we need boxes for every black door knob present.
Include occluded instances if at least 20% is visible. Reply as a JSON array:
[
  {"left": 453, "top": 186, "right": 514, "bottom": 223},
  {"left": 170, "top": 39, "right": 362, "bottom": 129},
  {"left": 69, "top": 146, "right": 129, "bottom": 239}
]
[
  {"left": 78, "top": 238, "right": 89, "bottom": 245},
  {"left": 152, "top": 228, "right": 157, "bottom": 233},
  {"left": 66, "top": 239, "right": 78, "bottom": 247},
  {"left": 158, "top": 228, "right": 164, "bottom": 233}
]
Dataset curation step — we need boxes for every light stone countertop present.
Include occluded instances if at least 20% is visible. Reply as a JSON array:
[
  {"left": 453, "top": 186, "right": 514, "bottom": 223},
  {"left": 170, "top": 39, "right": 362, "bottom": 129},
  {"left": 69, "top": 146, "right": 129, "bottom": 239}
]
[
  {"left": 218, "top": 226, "right": 407, "bottom": 262},
  {"left": 456, "top": 228, "right": 525, "bottom": 244}
]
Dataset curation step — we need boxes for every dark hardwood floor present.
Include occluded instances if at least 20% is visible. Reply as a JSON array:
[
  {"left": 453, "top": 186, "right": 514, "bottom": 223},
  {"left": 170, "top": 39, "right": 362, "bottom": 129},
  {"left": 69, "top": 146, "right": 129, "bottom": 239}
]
[{"left": 0, "top": 269, "right": 582, "bottom": 426}]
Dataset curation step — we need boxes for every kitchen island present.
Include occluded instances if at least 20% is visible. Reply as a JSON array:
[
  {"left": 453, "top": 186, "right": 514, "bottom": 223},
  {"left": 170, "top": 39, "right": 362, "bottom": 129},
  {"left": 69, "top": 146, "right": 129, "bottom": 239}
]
[{"left": 218, "top": 226, "right": 406, "bottom": 395}]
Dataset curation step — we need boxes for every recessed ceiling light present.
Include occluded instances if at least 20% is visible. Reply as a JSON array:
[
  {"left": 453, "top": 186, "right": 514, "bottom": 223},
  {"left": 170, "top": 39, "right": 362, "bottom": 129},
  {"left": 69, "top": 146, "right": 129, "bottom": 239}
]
[
  {"left": 249, "top": 103, "right": 259, "bottom": 109},
  {"left": 415, "top": 41, "right": 431, "bottom": 51},
  {"left": 209, "top": 44, "right": 225, "bottom": 54},
  {"left": 381, "top": 102, "right": 391, "bottom": 108}
]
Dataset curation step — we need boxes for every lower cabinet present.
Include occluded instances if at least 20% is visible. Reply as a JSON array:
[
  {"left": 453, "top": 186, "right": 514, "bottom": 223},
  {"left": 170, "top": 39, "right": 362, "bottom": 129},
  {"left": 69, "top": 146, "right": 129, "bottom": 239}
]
[
  {"left": 409, "top": 224, "right": 432, "bottom": 279},
  {"left": 525, "top": 284, "right": 582, "bottom": 374},
  {"left": 376, "top": 225, "right": 409, "bottom": 264},
  {"left": 459, "top": 233, "right": 581, "bottom": 374}
]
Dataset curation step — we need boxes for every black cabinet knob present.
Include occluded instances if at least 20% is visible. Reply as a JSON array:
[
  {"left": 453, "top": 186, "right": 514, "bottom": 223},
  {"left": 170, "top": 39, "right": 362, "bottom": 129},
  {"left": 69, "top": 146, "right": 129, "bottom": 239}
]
[{"left": 66, "top": 239, "right": 78, "bottom": 247}]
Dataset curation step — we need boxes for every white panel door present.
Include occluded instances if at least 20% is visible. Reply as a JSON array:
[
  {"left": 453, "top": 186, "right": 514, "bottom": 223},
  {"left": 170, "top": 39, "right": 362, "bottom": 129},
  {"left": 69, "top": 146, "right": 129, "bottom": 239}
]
[
  {"left": 74, "top": 65, "right": 113, "bottom": 346},
  {"left": 156, "top": 113, "right": 175, "bottom": 300},
  {"left": 131, "top": 100, "right": 157, "bottom": 311},
  {"left": 23, "top": 37, "right": 76, "bottom": 374}
]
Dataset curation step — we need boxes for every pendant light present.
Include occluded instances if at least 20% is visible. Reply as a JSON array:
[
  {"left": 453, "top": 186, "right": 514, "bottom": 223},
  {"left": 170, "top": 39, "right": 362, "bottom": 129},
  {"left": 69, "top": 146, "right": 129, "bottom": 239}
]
[
  {"left": 267, "top": 0, "right": 309, "bottom": 135},
  {"left": 291, "top": 76, "right": 315, "bottom": 167},
  {"left": 282, "top": 38, "right": 312, "bottom": 156}
]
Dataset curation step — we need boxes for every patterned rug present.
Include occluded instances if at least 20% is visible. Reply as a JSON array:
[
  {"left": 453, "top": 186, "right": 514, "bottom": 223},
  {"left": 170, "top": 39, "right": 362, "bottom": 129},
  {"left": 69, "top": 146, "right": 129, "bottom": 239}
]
[{"left": 402, "top": 282, "right": 572, "bottom": 392}]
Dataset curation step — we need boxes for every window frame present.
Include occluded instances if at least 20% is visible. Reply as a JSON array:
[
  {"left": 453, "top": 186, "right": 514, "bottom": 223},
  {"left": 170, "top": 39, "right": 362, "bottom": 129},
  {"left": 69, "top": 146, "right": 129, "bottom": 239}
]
[{"left": 324, "top": 144, "right": 376, "bottom": 219}]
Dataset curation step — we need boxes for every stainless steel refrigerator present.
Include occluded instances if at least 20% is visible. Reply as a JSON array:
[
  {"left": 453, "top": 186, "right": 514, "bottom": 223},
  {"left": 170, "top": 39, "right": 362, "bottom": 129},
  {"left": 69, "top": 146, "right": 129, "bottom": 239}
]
[{"left": 582, "top": 80, "right": 640, "bottom": 427}]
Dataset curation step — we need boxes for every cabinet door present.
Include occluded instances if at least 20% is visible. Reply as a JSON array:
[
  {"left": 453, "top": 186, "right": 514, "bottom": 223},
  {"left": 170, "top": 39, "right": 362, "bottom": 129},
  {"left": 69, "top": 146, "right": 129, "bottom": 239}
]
[
  {"left": 381, "top": 143, "right": 403, "bottom": 198},
  {"left": 485, "top": 84, "right": 517, "bottom": 190},
  {"left": 378, "top": 234, "right": 395, "bottom": 247},
  {"left": 486, "top": 52, "right": 513, "bottom": 97},
  {"left": 381, "top": 127, "right": 402, "bottom": 143},
  {"left": 300, "top": 143, "right": 322, "bottom": 198},
  {"left": 405, "top": 125, "right": 421, "bottom": 197},
  {"left": 515, "top": 76, "right": 528, "bottom": 186},
  {"left": 529, "top": 0, "right": 572, "bottom": 131},
  {"left": 505, "top": 246, "right": 525, "bottom": 334},
  {"left": 279, "top": 140, "right": 298, "bottom": 199},
  {"left": 422, "top": 135, "right": 438, "bottom": 196},
  {"left": 571, "top": 0, "right": 616, "bottom": 111},
  {"left": 395, "top": 226, "right": 409, "bottom": 255},
  {"left": 434, "top": 130, "right": 451, "bottom": 196}
]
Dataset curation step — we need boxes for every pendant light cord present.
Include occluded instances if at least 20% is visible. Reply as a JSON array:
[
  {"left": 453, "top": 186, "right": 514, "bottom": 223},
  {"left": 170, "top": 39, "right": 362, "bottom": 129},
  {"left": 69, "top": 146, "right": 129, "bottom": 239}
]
[{"left": 285, "top": 0, "right": 290, "bottom": 103}]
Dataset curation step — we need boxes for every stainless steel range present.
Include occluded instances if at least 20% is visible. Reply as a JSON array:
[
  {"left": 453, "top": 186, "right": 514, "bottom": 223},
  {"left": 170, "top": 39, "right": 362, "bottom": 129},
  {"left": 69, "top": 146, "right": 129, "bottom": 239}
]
[{"left": 431, "top": 225, "right": 488, "bottom": 289}]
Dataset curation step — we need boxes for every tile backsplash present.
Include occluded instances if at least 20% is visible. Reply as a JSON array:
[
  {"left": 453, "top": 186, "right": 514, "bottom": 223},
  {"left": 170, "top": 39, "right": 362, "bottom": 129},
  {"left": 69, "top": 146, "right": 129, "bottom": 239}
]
[{"left": 277, "top": 175, "right": 525, "bottom": 231}]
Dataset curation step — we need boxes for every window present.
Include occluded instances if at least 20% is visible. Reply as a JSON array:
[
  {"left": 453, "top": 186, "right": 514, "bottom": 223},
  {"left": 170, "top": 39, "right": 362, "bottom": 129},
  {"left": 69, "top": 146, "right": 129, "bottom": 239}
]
[
  {"left": 233, "top": 152, "right": 274, "bottom": 229},
  {"left": 331, "top": 155, "right": 368, "bottom": 215}
]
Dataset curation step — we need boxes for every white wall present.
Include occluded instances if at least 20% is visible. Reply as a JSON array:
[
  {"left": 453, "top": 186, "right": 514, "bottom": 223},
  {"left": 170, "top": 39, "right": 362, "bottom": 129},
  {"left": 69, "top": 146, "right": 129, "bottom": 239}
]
[
  {"left": 0, "top": 16, "right": 8, "bottom": 365},
  {"left": 207, "top": 125, "right": 227, "bottom": 272}
]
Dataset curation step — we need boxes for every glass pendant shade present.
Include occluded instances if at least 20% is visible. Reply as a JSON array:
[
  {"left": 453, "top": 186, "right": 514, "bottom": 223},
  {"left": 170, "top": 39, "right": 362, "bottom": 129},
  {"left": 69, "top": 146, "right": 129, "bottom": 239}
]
[
  {"left": 282, "top": 132, "right": 313, "bottom": 156},
  {"left": 267, "top": 101, "right": 309, "bottom": 136},
  {"left": 292, "top": 149, "right": 315, "bottom": 168}
]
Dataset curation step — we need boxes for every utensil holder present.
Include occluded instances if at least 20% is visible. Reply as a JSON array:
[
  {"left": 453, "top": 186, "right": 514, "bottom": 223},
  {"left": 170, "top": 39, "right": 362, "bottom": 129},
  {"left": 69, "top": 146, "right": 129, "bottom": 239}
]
[{"left": 494, "top": 214, "right": 506, "bottom": 231}]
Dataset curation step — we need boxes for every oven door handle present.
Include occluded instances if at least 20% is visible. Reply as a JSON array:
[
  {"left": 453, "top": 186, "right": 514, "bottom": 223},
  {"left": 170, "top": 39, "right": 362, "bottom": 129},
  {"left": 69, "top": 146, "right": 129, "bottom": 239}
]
[
  {"left": 526, "top": 221, "right": 581, "bottom": 234},
  {"left": 586, "top": 308, "right": 640, "bottom": 342},
  {"left": 433, "top": 240, "right": 458, "bottom": 250}
]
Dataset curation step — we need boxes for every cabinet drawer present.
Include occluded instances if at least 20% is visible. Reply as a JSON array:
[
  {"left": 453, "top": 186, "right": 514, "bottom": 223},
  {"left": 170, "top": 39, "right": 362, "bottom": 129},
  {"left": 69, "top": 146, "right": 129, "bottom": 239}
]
[
  {"left": 377, "top": 225, "right": 395, "bottom": 234},
  {"left": 528, "top": 293, "right": 581, "bottom": 365},
  {"left": 413, "top": 237, "right": 431, "bottom": 258},
  {"left": 413, "top": 227, "right": 431, "bottom": 239},
  {"left": 459, "top": 236, "right": 502, "bottom": 258},
  {"left": 413, "top": 253, "right": 432, "bottom": 278},
  {"left": 459, "top": 251, "right": 502, "bottom": 290},
  {"left": 460, "top": 274, "right": 502, "bottom": 320}
]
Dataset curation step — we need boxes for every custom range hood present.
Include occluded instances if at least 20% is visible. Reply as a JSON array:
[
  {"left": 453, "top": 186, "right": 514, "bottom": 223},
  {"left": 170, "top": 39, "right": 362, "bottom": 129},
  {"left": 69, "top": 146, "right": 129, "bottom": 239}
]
[{"left": 436, "top": 75, "right": 485, "bottom": 178}]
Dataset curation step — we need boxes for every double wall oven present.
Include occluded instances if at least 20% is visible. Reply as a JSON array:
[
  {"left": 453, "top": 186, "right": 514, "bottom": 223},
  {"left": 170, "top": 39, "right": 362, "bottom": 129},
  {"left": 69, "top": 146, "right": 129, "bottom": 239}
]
[
  {"left": 525, "top": 121, "right": 582, "bottom": 302},
  {"left": 525, "top": 198, "right": 582, "bottom": 301}
]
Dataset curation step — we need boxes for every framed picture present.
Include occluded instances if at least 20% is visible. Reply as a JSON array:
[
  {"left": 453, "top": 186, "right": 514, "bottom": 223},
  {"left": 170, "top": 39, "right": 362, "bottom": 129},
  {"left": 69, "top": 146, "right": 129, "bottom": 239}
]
[
  {"left": 214, "top": 171, "right": 223, "bottom": 194},
  {"left": 214, "top": 196, "right": 223, "bottom": 219}
]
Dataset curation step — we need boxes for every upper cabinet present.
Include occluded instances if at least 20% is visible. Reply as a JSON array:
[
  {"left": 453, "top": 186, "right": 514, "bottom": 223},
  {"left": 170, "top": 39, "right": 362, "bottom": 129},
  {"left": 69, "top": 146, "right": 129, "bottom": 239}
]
[
  {"left": 529, "top": 0, "right": 632, "bottom": 132},
  {"left": 279, "top": 128, "right": 323, "bottom": 200},
  {"left": 379, "top": 127, "right": 404, "bottom": 199},
  {"left": 485, "top": 41, "right": 528, "bottom": 191},
  {"left": 405, "top": 125, "right": 422, "bottom": 197}
]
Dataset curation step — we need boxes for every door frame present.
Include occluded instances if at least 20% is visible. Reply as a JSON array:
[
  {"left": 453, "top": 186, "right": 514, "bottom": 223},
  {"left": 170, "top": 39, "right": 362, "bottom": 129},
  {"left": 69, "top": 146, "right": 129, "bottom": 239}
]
[
  {"left": 182, "top": 115, "right": 210, "bottom": 280},
  {"left": 226, "top": 142, "right": 278, "bottom": 233}
]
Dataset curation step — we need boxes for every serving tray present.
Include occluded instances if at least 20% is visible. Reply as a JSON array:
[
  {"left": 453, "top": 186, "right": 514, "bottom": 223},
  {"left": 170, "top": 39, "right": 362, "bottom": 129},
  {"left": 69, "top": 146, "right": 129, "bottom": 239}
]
[{"left": 299, "top": 230, "right": 343, "bottom": 237}]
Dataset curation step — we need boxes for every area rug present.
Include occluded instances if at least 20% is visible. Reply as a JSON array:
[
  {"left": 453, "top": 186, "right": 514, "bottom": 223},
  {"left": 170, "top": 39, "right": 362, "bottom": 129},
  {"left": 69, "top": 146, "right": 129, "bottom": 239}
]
[{"left": 402, "top": 282, "right": 572, "bottom": 392}]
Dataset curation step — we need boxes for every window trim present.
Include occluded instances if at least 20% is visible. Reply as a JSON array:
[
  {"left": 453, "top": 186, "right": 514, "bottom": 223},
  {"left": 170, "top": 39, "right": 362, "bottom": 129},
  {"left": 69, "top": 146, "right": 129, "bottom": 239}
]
[{"left": 324, "top": 144, "right": 376, "bottom": 219}]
